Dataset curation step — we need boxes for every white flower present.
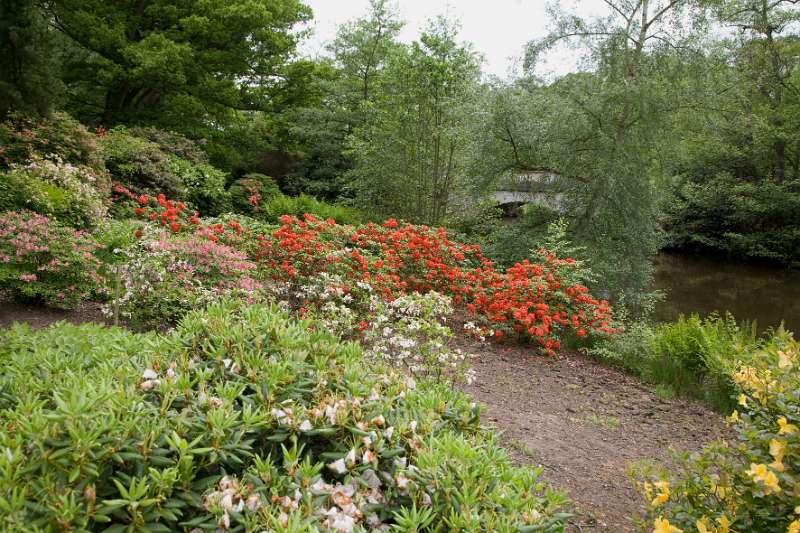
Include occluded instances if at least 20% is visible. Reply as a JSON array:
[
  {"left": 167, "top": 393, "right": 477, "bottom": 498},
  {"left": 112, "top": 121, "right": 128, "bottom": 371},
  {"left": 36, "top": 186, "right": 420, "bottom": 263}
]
[
  {"left": 396, "top": 473, "right": 409, "bottom": 489},
  {"left": 384, "top": 426, "right": 394, "bottom": 439},
  {"left": 345, "top": 448, "right": 357, "bottom": 465},
  {"left": 328, "top": 458, "right": 347, "bottom": 474},
  {"left": 142, "top": 368, "right": 158, "bottom": 380},
  {"left": 140, "top": 379, "right": 160, "bottom": 391},
  {"left": 245, "top": 493, "right": 261, "bottom": 512},
  {"left": 311, "top": 479, "right": 333, "bottom": 493},
  {"left": 299, "top": 419, "right": 313, "bottom": 431}
]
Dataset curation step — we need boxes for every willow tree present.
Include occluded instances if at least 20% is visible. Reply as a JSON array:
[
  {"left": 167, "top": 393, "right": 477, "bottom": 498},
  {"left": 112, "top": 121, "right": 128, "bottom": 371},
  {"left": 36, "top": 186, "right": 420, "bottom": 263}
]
[
  {"left": 516, "top": 0, "right": 704, "bottom": 312},
  {"left": 347, "top": 17, "right": 481, "bottom": 224}
]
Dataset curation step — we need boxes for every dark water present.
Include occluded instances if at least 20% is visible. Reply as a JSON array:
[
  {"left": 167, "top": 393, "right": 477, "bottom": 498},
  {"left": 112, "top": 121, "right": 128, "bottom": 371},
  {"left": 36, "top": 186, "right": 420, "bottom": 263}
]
[{"left": 653, "top": 253, "right": 800, "bottom": 333}]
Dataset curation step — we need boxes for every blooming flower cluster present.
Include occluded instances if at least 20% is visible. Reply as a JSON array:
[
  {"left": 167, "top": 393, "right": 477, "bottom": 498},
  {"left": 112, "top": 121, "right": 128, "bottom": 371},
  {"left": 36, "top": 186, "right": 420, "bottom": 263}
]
[
  {"left": 0, "top": 210, "right": 103, "bottom": 308},
  {"left": 113, "top": 187, "right": 613, "bottom": 352},
  {"left": 103, "top": 224, "right": 265, "bottom": 327},
  {"left": 635, "top": 331, "right": 800, "bottom": 533}
]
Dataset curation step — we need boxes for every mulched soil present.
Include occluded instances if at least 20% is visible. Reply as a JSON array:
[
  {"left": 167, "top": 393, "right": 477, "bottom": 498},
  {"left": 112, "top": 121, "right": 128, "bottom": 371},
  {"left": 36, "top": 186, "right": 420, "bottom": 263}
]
[
  {"left": 0, "top": 297, "right": 727, "bottom": 532},
  {"left": 454, "top": 333, "right": 727, "bottom": 532},
  {"left": 0, "top": 294, "right": 109, "bottom": 330}
]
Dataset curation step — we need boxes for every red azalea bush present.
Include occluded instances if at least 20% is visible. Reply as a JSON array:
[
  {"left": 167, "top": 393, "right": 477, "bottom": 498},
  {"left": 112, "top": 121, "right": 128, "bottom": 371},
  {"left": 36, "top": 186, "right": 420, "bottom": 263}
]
[
  {"left": 119, "top": 188, "right": 614, "bottom": 351},
  {"left": 0, "top": 210, "right": 103, "bottom": 308}
]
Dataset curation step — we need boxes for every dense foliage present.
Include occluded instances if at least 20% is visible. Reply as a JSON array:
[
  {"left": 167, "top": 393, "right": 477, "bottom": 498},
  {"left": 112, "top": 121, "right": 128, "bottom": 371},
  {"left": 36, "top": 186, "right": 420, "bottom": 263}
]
[
  {"left": 664, "top": 174, "right": 800, "bottom": 266},
  {"left": 0, "top": 300, "right": 569, "bottom": 531},
  {"left": 588, "top": 313, "right": 762, "bottom": 411}
]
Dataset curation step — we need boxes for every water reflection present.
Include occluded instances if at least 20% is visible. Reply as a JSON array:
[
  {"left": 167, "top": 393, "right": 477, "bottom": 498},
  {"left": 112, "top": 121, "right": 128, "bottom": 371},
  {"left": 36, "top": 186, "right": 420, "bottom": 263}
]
[{"left": 653, "top": 253, "right": 800, "bottom": 333}]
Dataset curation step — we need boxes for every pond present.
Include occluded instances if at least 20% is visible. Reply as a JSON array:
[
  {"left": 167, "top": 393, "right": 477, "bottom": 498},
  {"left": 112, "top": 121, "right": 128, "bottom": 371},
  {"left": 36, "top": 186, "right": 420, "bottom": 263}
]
[{"left": 653, "top": 252, "right": 800, "bottom": 334}]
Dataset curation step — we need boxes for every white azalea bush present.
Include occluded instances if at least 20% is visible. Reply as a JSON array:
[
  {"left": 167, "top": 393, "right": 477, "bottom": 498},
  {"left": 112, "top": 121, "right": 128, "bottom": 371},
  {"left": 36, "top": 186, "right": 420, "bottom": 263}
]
[
  {"left": 363, "top": 291, "right": 477, "bottom": 385},
  {"left": 0, "top": 300, "right": 569, "bottom": 532}
]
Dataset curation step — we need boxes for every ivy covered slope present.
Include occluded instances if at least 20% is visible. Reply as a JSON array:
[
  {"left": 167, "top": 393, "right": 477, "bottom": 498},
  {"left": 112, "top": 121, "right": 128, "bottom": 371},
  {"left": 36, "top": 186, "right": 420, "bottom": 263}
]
[{"left": 0, "top": 301, "right": 569, "bottom": 532}]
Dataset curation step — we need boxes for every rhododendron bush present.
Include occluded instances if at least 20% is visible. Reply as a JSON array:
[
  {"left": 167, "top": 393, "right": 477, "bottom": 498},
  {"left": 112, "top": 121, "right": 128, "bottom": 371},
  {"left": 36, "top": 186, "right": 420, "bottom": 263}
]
[
  {"left": 121, "top": 186, "right": 613, "bottom": 353},
  {"left": 0, "top": 301, "right": 569, "bottom": 531},
  {"left": 0, "top": 210, "right": 103, "bottom": 308}
]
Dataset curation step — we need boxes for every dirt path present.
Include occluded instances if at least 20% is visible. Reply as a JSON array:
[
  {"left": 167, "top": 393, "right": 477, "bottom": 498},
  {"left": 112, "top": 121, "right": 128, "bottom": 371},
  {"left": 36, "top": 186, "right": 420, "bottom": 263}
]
[
  {"left": 456, "top": 336, "right": 726, "bottom": 532},
  {"left": 0, "top": 294, "right": 108, "bottom": 330}
]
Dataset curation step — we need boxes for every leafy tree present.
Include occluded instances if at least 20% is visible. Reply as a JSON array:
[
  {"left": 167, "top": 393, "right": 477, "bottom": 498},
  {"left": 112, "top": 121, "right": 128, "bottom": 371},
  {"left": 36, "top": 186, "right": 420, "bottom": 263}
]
[
  {"left": 348, "top": 17, "right": 481, "bottom": 224},
  {"left": 45, "top": 0, "right": 312, "bottom": 127},
  {"left": 703, "top": 0, "right": 800, "bottom": 182},
  {"left": 0, "top": 0, "right": 64, "bottom": 118},
  {"left": 506, "top": 0, "right": 705, "bottom": 312},
  {"left": 328, "top": 0, "right": 404, "bottom": 105},
  {"left": 282, "top": 1, "right": 403, "bottom": 199}
]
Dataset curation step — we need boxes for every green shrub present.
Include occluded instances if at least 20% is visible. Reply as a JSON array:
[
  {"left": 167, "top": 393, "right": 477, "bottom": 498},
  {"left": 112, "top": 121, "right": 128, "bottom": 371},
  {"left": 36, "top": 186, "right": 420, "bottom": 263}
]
[
  {"left": 101, "top": 127, "right": 232, "bottom": 215},
  {"left": 100, "top": 127, "right": 187, "bottom": 198},
  {"left": 0, "top": 210, "right": 104, "bottom": 308},
  {"left": 0, "top": 111, "right": 104, "bottom": 170},
  {"left": 228, "top": 173, "right": 282, "bottom": 215},
  {"left": 588, "top": 313, "right": 760, "bottom": 411},
  {"left": 0, "top": 300, "right": 569, "bottom": 531},
  {"left": 167, "top": 157, "right": 230, "bottom": 215},
  {"left": 91, "top": 218, "right": 144, "bottom": 265},
  {"left": 0, "top": 157, "right": 110, "bottom": 228},
  {"left": 665, "top": 174, "right": 800, "bottom": 266},
  {"left": 633, "top": 329, "right": 800, "bottom": 533},
  {"left": 128, "top": 126, "right": 209, "bottom": 164},
  {"left": 262, "top": 193, "right": 366, "bottom": 225}
]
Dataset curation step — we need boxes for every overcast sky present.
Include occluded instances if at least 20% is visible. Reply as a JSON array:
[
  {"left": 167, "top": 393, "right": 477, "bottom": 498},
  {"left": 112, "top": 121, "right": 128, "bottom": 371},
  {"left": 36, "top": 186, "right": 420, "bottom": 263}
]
[{"left": 298, "top": 0, "right": 610, "bottom": 79}]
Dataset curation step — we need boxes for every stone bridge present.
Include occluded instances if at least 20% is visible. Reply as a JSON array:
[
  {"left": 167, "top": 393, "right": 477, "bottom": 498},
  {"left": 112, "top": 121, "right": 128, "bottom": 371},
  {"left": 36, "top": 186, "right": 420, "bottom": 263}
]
[{"left": 492, "top": 169, "right": 566, "bottom": 212}]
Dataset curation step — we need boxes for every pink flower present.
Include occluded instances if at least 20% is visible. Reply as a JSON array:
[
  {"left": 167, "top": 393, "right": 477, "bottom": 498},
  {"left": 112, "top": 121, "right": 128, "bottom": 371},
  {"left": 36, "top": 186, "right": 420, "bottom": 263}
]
[{"left": 19, "top": 273, "right": 37, "bottom": 282}]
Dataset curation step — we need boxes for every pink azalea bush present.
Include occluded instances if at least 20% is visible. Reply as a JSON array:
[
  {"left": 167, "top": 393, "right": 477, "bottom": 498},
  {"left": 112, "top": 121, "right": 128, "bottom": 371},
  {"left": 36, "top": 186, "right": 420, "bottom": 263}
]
[
  {"left": 0, "top": 210, "right": 103, "bottom": 308},
  {"left": 105, "top": 226, "right": 267, "bottom": 327}
]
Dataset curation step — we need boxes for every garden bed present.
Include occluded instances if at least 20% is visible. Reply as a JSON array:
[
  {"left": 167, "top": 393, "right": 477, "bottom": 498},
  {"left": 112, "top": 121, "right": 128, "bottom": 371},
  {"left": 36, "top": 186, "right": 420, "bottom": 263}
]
[{"left": 0, "top": 299, "right": 726, "bottom": 532}]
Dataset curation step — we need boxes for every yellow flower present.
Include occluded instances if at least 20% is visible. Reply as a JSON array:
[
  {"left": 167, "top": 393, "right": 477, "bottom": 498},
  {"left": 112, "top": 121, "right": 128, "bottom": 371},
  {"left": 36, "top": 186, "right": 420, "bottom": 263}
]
[
  {"left": 779, "top": 416, "right": 798, "bottom": 435},
  {"left": 738, "top": 394, "right": 748, "bottom": 407},
  {"left": 748, "top": 463, "right": 781, "bottom": 493},
  {"left": 727, "top": 410, "right": 739, "bottom": 423},
  {"left": 778, "top": 350, "right": 794, "bottom": 369},
  {"left": 709, "top": 479, "right": 727, "bottom": 499},
  {"left": 716, "top": 515, "right": 731, "bottom": 533},
  {"left": 695, "top": 516, "right": 709, "bottom": 533},
  {"left": 770, "top": 439, "right": 787, "bottom": 462},
  {"left": 789, "top": 520, "right": 800, "bottom": 533},
  {"left": 770, "top": 438, "right": 787, "bottom": 472},
  {"left": 654, "top": 517, "right": 683, "bottom": 533},
  {"left": 650, "top": 481, "right": 671, "bottom": 507},
  {"left": 643, "top": 481, "right": 654, "bottom": 502}
]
